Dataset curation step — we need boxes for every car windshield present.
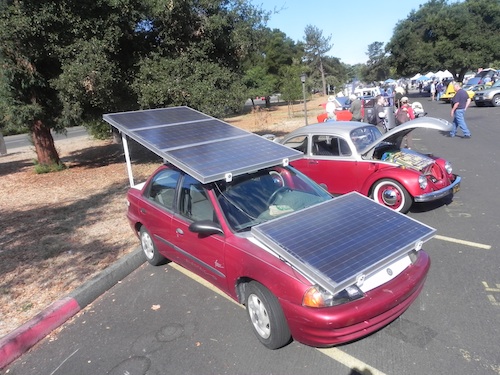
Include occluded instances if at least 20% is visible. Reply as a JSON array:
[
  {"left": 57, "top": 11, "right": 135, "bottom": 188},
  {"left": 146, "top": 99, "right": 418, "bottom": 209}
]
[
  {"left": 214, "top": 166, "right": 332, "bottom": 232},
  {"left": 350, "top": 126, "right": 383, "bottom": 152}
]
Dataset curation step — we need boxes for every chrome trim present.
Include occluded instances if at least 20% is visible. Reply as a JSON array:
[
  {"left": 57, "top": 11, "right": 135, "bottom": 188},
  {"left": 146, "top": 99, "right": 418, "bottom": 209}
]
[{"left": 414, "top": 175, "right": 461, "bottom": 203}]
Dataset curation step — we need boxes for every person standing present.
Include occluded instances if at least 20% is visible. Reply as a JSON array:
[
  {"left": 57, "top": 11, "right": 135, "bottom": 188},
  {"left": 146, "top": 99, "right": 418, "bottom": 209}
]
[
  {"left": 325, "top": 96, "right": 337, "bottom": 120},
  {"left": 349, "top": 94, "right": 363, "bottom": 121},
  {"left": 373, "top": 95, "right": 387, "bottom": 133},
  {"left": 395, "top": 97, "right": 416, "bottom": 148},
  {"left": 450, "top": 82, "right": 471, "bottom": 138},
  {"left": 430, "top": 81, "right": 436, "bottom": 101}
]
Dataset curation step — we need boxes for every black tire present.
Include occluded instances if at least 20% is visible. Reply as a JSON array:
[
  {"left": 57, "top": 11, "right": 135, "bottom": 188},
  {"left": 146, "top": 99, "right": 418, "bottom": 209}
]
[
  {"left": 245, "top": 281, "right": 291, "bottom": 349},
  {"left": 140, "top": 226, "right": 167, "bottom": 266},
  {"left": 475, "top": 102, "right": 485, "bottom": 107},
  {"left": 492, "top": 94, "right": 500, "bottom": 107},
  {"left": 371, "top": 179, "right": 412, "bottom": 213}
]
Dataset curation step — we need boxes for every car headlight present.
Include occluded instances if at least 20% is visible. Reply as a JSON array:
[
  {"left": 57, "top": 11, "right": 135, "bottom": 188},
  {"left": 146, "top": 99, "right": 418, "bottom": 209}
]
[
  {"left": 444, "top": 161, "right": 453, "bottom": 174},
  {"left": 303, "top": 284, "right": 364, "bottom": 308},
  {"left": 418, "top": 175, "right": 428, "bottom": 190}
]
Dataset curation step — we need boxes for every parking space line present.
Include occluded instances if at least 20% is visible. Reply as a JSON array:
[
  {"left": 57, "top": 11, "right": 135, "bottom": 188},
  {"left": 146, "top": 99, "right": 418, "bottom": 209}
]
[
  {"left": 168, "top": 263, "right": 385, "bottom": 374},
  {"left": 434, "top": 235, "right": 492, "bottom": 250},
  {"left": 317, "top": 348, "right": 387, "bottom": 375}
]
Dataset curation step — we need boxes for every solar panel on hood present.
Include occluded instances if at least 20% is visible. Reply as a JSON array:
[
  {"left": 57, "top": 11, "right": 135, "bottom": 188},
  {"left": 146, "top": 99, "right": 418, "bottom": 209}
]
[
  {"left": 103, "top": 107, "right": 303, "bottom": 183},
  {"left": 251, "top": 192, "right": 435, "bottom": 294}
]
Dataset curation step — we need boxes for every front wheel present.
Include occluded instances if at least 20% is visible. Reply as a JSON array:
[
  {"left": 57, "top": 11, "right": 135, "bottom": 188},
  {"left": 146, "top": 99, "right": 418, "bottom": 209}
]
[
  {"left": 245, "top": 281, "right": 291, "bottom": 349},
  {"left": 140, "top": 226, "right": 167, "bottom": 266},
  {"left": 371, "top": 179, "right": 412, "bottom": 213},
  {"left": 492, "top": 94, "right": 500, "bottom": 107}
]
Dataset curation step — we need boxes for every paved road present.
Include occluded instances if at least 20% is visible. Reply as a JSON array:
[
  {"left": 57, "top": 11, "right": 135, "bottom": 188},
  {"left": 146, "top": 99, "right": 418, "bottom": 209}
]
[
  {"left": 3, "top": 94, "right": 500, "bottom": 375},
  {"left": 3, "top": 126, "right": 88, "bottom": 152}
]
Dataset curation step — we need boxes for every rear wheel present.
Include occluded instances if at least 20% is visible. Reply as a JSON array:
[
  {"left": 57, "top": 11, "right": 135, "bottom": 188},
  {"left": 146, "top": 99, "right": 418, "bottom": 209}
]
[
  {"left": 245, "top": 281, "right": 291, "bottom": 349},
  {"left": 140, "top": 226, "right": 167, "bottom": 266},
  {"left": 371, "top": 179, "right": 412, "bottom": 213}
]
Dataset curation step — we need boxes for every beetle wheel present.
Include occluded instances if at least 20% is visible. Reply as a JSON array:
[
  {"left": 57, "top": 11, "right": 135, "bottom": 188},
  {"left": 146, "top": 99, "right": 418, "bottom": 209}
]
[{"left": 371, "top": 179, "right": 412, "bottom": 213}]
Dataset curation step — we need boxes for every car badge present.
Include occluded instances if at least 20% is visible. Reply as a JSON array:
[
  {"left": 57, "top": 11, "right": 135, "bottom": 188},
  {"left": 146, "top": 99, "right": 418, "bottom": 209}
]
[{"left": 387, "top": 268, "right": 393, "bottom": 276}]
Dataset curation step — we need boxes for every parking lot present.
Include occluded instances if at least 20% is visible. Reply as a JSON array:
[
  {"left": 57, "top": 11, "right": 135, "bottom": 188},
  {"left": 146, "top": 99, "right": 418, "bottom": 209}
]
[{"left": 3, "top": 95, "right": 500, "bottom": 375}]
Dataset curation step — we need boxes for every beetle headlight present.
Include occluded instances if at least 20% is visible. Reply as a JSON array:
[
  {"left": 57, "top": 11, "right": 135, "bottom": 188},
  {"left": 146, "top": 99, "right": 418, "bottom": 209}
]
[
  {"left": 444, "top": 161, "right": 453, "bottom": 174},
  {"left": 418, "top": 175, "right": 428, "bottom": 190},
  {"left": 303, "top": 284, "right": 364, "bottom": 308}
]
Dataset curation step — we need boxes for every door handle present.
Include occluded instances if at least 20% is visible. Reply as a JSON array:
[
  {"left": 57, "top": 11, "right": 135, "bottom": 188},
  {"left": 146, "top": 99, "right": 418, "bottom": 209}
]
[
  {"left": 176, "top": 228, "right": 184, "bottom": 236},
  {"left": 309, "top": 160, "right": 319, "bottom": 164},
  {"left": 140, "top": 208, "right": 147, "bottom": 214}
]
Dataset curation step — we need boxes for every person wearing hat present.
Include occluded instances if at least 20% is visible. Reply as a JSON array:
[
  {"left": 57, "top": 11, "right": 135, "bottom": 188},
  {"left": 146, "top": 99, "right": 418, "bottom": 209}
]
[
  {"left": 325, "top": 95, "right": 337, "bottom": 120},
  {"left": 395, "top": 96, "right": 415, "bottom": 148},
  {"left": 349, "top": 94, "right": 362, "bottom": 121}
]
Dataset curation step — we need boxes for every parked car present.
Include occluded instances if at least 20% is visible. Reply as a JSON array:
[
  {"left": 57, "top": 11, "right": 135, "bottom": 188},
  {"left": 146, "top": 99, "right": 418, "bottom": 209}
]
[
  {"left": 278, "top": 118, "right": 461, "bottom": 213},
  {"left": 474, "top": 80, "right": 500, "bottom": 106},
  {"left": 103, "top": 107, "right": 434, "bottom": 350},
  {"left": 441, "top": 82, "right": 484, "bottom": 103}
]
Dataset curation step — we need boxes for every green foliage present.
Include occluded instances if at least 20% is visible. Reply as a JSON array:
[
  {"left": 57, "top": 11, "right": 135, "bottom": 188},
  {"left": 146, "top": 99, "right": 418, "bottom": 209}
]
[
  {"left": 303, "top": 25, "right": 333, "bottom": 95},
  {"left": 134, "top": 55, "right": 247, "bottom": 118},
  {"left": 361, "top": 42, "right": 391, "bottom": 82},
  {"left": 387, "top": 0, "right": 500, "bottom": 80},
  {"left": 33, "top": 160, "right": 67, "bottom": 174}
]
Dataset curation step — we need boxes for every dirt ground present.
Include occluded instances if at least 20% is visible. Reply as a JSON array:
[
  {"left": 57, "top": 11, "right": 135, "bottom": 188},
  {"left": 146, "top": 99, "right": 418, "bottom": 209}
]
[{"left": 0, "top": 96, "right": 326, "bottom": 338}]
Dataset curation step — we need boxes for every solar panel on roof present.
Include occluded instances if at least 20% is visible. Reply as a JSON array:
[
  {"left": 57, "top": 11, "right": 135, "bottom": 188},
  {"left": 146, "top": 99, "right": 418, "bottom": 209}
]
[
  {"left": 103, "top": 106, "right": 303, "bottom": 183},
  {"left": 251, "top": 192, "right": 435, "bottom": 294}
]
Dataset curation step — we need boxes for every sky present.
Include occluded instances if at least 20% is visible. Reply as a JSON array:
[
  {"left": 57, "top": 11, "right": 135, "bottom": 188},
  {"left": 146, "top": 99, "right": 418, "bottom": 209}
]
[{"left": 249, "top": 0, "right": 428, "bottom": 65}]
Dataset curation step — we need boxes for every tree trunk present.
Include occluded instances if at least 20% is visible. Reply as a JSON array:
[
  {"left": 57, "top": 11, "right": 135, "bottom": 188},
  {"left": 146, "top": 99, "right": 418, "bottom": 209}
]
[{"left": 32, "top": 119, "right": 61, "bottom": 166}]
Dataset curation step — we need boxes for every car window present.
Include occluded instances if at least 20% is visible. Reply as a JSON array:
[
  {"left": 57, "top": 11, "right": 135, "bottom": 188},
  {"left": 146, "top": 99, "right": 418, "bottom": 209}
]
[
  {"left": 350, "top": 126, "right": 382, "bottom": 152},
  {"left": 312, "top": 135, "right": 339, "bottom": 156},
  {"left": 179, "top": 175, "right": 217, "bottom": 223},
  {"left": 283, "top": 135, "right": 308, "bottom": 154},
  {"left": 215, "top": 167, "right": 331, "bottom": 232},
  {"left": 147, "top": 168, "right": 180, "bottom": 210}
]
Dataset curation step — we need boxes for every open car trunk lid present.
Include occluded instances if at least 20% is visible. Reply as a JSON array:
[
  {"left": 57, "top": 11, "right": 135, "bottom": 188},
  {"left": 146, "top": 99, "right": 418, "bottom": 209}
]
[
  {"left": 251, "top": 192, "right": 435, "bottom": 295},
  {"left": 360, "top": 117, "right": 453, "bottom": 157}
]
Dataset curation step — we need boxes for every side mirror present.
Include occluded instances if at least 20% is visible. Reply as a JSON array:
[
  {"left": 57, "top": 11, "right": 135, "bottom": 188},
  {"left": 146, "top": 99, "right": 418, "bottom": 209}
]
[{"left": 189, "top": 220, "right": 224, "bottom": 236}]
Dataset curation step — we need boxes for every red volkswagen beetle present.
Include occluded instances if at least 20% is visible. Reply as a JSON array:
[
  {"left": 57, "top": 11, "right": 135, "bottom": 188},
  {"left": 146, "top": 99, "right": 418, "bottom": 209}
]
[{"left": 278, "top": 117, "right": 461, "bottom": 213}]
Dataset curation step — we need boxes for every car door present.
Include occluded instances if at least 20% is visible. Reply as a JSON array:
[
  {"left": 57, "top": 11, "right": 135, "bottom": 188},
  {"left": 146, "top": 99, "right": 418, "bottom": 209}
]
[
  {"left": 170, "top": 174, "right": 228, "bottom": 292},
  {"left": 140, "top": 168, "right": 181, "bottom": 262},
  {"left": 290, "top": 134, "right": 362, "bottom": 194}
]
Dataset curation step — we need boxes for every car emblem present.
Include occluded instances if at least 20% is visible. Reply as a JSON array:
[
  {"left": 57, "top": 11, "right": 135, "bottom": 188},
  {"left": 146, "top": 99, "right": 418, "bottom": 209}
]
[{"left": 387, "top": 268, "right": 393, "bottom": 276}]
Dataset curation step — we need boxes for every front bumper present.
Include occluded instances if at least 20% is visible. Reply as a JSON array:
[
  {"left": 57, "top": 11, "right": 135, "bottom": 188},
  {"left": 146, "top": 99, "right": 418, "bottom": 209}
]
[
  {"left": 280, "top": 251, "right": 430, "bottom": 347},
  {"left": 414, "top": 175, "right": 461, "bottom": 203}
]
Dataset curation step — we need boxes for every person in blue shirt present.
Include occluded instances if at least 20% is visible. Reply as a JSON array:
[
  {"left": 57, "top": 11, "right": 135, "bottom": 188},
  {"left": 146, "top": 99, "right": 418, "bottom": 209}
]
[{"left": 450, "top": 82, "right": 471, "bottom": 138}]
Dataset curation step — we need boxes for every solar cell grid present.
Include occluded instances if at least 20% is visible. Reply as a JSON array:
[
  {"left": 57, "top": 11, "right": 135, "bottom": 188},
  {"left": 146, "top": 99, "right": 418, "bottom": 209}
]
[
  {"left": 252, "top": 192, "right": 435, "bottom": 292},
  {"left": 103, "top": 106, "right": 303, "bottom": 183}
]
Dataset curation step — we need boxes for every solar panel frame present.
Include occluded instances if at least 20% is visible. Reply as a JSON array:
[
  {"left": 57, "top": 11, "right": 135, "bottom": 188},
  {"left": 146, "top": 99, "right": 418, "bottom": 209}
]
[
  {"left": 251, "top": 192, "right": 435, "bottom": 294},
  {"left": 103, "top": 106, "right": 304, "bottom": 183}
]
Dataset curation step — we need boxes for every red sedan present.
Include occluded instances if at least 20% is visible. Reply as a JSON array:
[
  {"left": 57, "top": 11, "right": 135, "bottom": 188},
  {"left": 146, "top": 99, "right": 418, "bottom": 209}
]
[{"left": 104, "top": 106, "right": 433, "bottom": 349}]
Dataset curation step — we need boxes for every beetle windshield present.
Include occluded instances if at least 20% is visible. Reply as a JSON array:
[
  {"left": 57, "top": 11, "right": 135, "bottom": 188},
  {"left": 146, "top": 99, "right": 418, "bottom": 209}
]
[
  {"left": 350, "top": 126, "right": 383, "bottom": 152},
  {"left": 214, "top": 166, "right": 331, "bottom": 232}
]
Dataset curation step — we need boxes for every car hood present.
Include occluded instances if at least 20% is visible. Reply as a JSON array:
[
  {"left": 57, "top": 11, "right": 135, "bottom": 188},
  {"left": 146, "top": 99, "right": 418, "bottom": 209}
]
[
  {"left": 251, "top": 192, "right": 435, "bottom": 295},
  {"left": 360, "top": 117, "right": 452, "bottom": 156}
]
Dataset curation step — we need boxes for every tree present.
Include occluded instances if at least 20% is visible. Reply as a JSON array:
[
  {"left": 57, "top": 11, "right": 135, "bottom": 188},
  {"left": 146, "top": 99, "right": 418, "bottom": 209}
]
[
  {"left": 0, "top": 0, "right": 146, "bottom": 168},
  {"left": 303, "top": 25, "right": 333, "bottom": 95},
  {"left": 133, "top": 0, "right": 267, "bottom": 118},
  {"left": 387, "top": 0, "right": 500, "bottom": 81},
  {"left": 361, "top": 42, "right": 391, "bottom": 83},
  {"left": 241, "top": 28, "right": 303, "bottom": 107}
]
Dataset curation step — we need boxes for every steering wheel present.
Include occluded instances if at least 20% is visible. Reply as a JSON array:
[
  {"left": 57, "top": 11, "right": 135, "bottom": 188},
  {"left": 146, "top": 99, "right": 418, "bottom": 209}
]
[{"left": 267, "top": 187, "right": 292, "bottom": 206}]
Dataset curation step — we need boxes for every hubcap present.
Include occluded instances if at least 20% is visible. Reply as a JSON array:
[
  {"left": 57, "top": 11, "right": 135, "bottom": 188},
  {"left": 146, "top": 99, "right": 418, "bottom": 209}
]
[
  {"left": 380, "top": 186, "right": 402, "bottom": 208},
  {"left": 248, "top": 294, "right": 271, "bottom": 339},
  {"left": 141, "top": 232, "right": 154, "bottom": 259}
]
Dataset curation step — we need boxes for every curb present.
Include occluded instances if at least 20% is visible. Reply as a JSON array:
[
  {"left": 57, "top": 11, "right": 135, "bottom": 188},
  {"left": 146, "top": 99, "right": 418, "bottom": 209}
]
[{"left": 0, "top": 247, "right": 144, "bottom": 369}]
